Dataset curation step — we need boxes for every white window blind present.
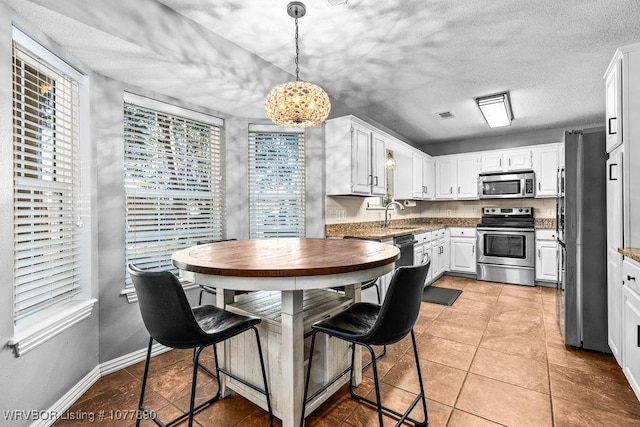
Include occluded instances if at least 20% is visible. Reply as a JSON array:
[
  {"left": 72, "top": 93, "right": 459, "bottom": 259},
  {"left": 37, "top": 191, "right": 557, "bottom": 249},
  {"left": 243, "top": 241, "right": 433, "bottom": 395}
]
[
  {"left": 124, "top": 100, "right": 224, "bottom": 286},
  {"left": 248, "top": 129, "right": 306, "bottom": 238},
  {"left": 12, "top": 41, "right": 81, "bottom": 323}
]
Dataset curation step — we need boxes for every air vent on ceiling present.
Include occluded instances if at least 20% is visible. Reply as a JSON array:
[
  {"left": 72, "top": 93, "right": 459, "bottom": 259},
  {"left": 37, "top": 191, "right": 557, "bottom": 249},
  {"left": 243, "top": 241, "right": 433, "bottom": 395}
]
[{"left": 437, "top": 111, "right": 455, "bottom": 119}]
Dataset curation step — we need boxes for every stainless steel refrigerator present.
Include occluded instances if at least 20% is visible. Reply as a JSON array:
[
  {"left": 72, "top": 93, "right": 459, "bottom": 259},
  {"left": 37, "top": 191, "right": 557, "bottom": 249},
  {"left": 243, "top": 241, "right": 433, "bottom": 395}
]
[{"left": 556, "top": 128, "right": 609, "bottom": 353}]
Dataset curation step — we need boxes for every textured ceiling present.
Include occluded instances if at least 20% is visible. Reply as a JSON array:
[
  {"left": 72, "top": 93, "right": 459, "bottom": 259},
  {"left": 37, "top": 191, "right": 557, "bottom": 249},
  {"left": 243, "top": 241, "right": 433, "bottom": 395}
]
[{"left": 6, "top": 0, "right": 640, "bottom": 148}]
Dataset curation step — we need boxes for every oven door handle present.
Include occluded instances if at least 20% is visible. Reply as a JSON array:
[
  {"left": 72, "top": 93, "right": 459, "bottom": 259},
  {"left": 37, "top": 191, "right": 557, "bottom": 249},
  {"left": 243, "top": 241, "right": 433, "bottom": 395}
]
[{"left": 476, "top": 227, "right": 535, "bottom": 233}]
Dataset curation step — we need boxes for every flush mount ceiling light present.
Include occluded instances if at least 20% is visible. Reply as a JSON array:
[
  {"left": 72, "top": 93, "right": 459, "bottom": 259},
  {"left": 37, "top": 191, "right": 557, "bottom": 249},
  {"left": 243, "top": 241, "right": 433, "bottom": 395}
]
[
  {"left": 476, "top": 92, "right": 513, "bottom": 128},
  {"left": 265, "top": 2, "right": 331, "bottom": 128}
]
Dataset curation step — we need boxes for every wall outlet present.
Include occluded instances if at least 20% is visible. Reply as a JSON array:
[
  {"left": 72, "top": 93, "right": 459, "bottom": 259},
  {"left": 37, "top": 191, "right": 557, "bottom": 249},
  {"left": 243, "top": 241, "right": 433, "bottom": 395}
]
[
  {"left": 547, "top": 209, "right": 554, "bottom": 216},
  {"left": 446, "top": 209, "right": 452, "bottom": 217}
]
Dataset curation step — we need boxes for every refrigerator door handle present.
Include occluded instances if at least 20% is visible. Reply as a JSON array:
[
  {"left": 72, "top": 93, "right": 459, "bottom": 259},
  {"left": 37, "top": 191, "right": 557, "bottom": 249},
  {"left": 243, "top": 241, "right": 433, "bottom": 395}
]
[{"left": 609, "top": 163, "right": 618, "bottom": 181}]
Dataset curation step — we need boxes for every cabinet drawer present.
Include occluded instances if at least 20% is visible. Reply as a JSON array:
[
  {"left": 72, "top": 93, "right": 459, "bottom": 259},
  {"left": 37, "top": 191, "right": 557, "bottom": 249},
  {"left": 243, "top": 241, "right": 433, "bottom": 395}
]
[
  {"left": 535, "top": 229, "right": 558, "bottom": 241},
  {"left": 623, "top": 258, "right": 640, "bottom": 296},
  {"left": 432, "top": 228, "right": 445, "bottom": 239},
  {"left": 448, "top": 227, "right": 475, "bottom": 238},
  {"left": 415, "top": 231, "right": 431, "bottom": 244}
]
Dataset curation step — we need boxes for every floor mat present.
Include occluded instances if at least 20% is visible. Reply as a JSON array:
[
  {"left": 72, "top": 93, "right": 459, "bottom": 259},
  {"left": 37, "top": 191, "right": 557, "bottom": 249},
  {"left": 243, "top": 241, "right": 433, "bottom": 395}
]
[{"left": 421, "top": 286, "right": 462, "bottom": 306}]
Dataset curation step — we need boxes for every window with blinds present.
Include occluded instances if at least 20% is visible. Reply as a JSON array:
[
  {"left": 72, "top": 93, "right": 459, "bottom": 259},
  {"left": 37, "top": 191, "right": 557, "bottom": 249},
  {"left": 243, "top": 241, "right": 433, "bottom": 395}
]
[
  {"left": 124, "top": 99, "right": 224, "bottom": 287},
  {"left": 12, "top": 41, "right": 81, "bottom": 323},
  {"left": 248, "top": 129, "right": 306, "bottom": 239}
]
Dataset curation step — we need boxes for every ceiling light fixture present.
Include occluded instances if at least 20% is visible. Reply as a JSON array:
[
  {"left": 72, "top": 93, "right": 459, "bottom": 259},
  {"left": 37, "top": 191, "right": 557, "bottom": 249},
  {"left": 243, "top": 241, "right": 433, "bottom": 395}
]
[
  {"left": 476, "top": 92, "right": 513, "bottom": 128},
  {"left": 265, "top": 2, "right": 331, "bottom": 128}
]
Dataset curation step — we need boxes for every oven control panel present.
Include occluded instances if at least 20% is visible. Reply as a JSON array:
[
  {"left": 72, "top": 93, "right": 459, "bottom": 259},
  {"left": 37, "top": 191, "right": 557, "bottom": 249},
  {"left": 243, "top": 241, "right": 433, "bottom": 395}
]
[{"left": 482, "top": 207, "right": 532, "bottom": 216}]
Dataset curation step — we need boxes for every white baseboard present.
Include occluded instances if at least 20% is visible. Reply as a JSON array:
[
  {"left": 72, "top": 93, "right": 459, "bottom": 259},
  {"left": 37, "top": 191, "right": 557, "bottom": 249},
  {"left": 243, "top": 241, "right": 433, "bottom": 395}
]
[
  {"left": 32, "top": 342, "right": 171, "bottom": 427},
  {"left": 30, "top": 366, "right": 100, "bottom": 427},
  {"left": 100, "top": 342, "right": 171, "bottom": 375}
]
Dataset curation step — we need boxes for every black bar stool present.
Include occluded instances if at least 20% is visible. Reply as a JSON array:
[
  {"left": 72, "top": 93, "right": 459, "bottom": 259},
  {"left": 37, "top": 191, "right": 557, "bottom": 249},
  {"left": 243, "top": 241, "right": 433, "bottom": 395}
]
[
  {"left": 301, "top": 261, "right": 431, "bottom": 427},
  {"left": 128, "top": 264, "right": 273, "bottom": 427}
]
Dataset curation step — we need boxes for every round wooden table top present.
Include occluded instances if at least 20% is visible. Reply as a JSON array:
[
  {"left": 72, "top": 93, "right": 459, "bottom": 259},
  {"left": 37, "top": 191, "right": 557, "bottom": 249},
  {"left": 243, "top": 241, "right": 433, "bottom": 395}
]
[{"left": 172, "top": 238, "right": 400, "bottom": 278}]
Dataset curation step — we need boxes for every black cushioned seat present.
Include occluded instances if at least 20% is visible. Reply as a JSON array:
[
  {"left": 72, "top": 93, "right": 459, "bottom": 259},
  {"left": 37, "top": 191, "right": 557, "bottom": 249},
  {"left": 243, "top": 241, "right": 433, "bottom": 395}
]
[
  {"left": 128, "top": 264, "right": 273, "bottom": 427},
  {"left": 301, "top": 262, "right": 431, "bottom": 427}
]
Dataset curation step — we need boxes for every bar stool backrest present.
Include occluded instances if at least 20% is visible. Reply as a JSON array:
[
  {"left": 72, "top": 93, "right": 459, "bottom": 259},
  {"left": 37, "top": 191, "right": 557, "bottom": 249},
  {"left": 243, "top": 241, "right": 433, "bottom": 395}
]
[
  {"left": 367, "top": 261, "right": 430, "bottom": 345},
  {"left": 128, "top": 264, "right": 207, "bottom": 349}
]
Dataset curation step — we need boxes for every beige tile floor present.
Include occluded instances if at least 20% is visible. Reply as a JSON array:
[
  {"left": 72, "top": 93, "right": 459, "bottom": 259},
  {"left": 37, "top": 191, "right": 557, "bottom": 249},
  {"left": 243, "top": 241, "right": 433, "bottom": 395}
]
[{"left": 55, "top": 276, "right": 640, "bottom": 426}]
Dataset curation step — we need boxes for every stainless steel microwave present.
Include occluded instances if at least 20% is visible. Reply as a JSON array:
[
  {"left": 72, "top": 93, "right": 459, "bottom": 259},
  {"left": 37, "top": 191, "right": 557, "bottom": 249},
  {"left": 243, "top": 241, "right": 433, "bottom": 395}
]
[{"left": 478, "top": 171, "right": 535, "bottom": 199}]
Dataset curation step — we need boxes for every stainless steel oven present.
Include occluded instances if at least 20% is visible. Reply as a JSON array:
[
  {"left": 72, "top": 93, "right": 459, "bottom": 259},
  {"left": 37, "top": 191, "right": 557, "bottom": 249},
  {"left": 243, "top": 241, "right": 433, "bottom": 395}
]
[
  {"left": 478, "top": 171, "right": 535, "bottom": 199},
  {"left": 476, "top": 207, "right": 535, "bottom": 286}
]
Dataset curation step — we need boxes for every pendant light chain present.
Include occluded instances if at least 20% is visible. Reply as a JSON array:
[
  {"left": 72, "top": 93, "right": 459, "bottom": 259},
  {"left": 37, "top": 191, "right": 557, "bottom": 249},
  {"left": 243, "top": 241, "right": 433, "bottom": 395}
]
[{"left": 294, "top": 17, "right": 300, "bottom": 81}]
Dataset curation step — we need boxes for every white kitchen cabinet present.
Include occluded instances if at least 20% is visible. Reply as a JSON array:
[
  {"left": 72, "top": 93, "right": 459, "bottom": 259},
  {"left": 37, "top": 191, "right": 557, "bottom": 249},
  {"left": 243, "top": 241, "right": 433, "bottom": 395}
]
[
  {"left": 434, "top": 157, "right": 456, "bottom": 199},
  {"left": 456, "top": 155, "right": 479, "bottom": 199},
  {"left": 504, "top": 149, "right": 533, "bottom": 171},
  {"left": 449, "top": 228, "right": 476, "bottom": 273},
  {"left": 604, "top": 42, "right": 640, "bottom": 247},
  {"left": 622, "top": 285, "right": 640, "bottom": 401},
  {"left": 605, "top": 54, "right": 623, "bottom": 153},
  {"left": 479, "top": 152, "right": 504, "bottom": 173},
  {"left": 479, "top": 149, "right": 532, "bottom": 174},
  {"left": 423, "top": 157, "right": 435, "bottom": 199},
  {"left": 608, "top": 146, "right": 624, "bottom": 364},
  {"left": 371, "top": 132, "right": 388, "bottom": 195},
  {"left": 431, "top": 229, "right": 448, "bottom": 277},
  {"left": 535, "top": 230, "right": 558, "bottom": 283},
  {"left": 532, "top": 143, "right": 560, "bottom": 197},
  {"left": 325, "top": 116, "right": 387, "bottom": 196}
]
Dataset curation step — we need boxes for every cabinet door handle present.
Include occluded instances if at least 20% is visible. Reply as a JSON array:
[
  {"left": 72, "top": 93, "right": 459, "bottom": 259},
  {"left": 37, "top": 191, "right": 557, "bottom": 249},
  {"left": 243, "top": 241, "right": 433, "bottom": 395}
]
[
  {"left": 368, "top": 174, "right": 372, "bottom": 185},
  {"left": 637, "top": 325, "right": 640, "bottom": 348},
  {"left": 609, "top": 163, "right": 618, "bottom": 181},
  {"left": 472, "top": 245, "right": 474, "bottom": 254},
  {"left": 374, "top": 175, "right": 378, "bottom": 186},
  {"left": 509, "top": 158, "right": 511, "bottom": 166},
  {"left": 450, "top": 186, "right": 453, "bottom": 194},
  {"left": 458, "top": 186, "right": 461, "bottom": 194},
  {"left": 628, "top": 275, "right": 636, "bottom": 281},
  {"left": 538, "top": 182, "right": 541, "bottom": 191},
  {"left": 608, "top": 117, "right": 617, "bottom": 135},
  {"left": 499, "top": 158, "right": 502, "bottom": 167},
  {"left": 538, "top": 249, "right": 541, "bottom": 258}
]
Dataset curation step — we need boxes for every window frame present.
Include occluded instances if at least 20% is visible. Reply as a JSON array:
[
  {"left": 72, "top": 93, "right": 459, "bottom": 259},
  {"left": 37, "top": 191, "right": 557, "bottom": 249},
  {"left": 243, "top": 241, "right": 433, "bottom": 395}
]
[
  {"left": 121, "top": 92, "right": 225, "bottom": 303},
  {"left": 248, "top": 124, "right": 306, "bottom": 239},
  {"left": 8, "top": 27, "right": 95, "bottom": 357}
]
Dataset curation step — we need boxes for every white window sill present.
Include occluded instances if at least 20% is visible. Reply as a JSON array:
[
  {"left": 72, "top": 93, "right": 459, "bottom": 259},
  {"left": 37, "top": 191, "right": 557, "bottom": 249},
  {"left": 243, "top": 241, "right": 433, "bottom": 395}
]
[
  {"left": 120, "top": 279, "right": 198, "bottom": 303},
  {"left": 8, "top": 298, "right": 97, "bottom": 357}
]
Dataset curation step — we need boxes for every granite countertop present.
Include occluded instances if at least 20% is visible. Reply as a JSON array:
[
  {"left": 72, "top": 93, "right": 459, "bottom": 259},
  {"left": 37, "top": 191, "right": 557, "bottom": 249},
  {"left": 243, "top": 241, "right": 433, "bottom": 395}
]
[
  {"left": 326, "top": 217, "right": 556, "bottom": 240},
  {"left": 619, "top": 248, "right": 640, "bottom": 264},
  {"left": 326, "top": 218, "right": 478, "bottom": 240}
]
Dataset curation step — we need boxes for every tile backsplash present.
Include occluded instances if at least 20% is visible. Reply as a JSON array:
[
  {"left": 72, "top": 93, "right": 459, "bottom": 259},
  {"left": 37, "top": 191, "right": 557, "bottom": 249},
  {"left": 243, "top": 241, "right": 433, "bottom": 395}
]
[{"left": 325, "top": 196, "right": 556, "bottom": 225}]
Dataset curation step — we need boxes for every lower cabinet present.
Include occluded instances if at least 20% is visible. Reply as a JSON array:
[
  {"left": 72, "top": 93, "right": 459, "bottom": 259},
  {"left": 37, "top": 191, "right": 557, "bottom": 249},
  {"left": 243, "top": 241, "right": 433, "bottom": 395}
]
[
  {"left": 535, "top": 230, "right": 558, "bottom": 282},
  {"left": 623, "top": 284, "right": 640, "bottom": 401},
  {"left": 449, "top": 228, "right": 476, "bottom": 274}
]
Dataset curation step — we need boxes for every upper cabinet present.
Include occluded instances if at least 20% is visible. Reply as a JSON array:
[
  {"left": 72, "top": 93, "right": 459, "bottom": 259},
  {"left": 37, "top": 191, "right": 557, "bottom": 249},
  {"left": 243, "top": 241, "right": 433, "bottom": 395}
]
[
  {"left": 410, "top": 152, "right": 435, "bottom": 200},
  {"left": 479, "top": 149, "right": 532, "bottom": 173},
  {"left": 605, "top": 53, "right": 623, "bottom": 153},
  {"left": 532, "top": 143, "right": 561, "bottom": 197},
  {"left": 325, "top": 116, "right": 387, "bottom": 196},
  {"left": 434, "top": 157, "right": 456, "bottom": 199},
  {"left": 456, "top": 155, "right": 479, "bottom": 199}
]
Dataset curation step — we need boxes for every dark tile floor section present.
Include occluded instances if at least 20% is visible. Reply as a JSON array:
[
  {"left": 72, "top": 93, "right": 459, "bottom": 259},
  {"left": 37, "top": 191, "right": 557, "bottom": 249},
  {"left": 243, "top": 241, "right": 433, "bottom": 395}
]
[{"left": 54, "top": 276, "right": 640, "bottom": 426}]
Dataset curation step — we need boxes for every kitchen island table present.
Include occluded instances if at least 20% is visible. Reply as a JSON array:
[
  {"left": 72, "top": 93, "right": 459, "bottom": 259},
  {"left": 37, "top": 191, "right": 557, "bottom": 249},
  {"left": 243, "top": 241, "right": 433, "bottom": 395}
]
[{"left": 172, "top": 238, "right": 399, "bottom": 427}]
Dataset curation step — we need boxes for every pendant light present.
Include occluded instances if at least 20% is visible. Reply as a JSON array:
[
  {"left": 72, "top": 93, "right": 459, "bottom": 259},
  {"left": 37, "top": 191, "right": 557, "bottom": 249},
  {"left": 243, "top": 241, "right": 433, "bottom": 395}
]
[{"left": 265, "top": 2, "right": 331, "bottom": 128}]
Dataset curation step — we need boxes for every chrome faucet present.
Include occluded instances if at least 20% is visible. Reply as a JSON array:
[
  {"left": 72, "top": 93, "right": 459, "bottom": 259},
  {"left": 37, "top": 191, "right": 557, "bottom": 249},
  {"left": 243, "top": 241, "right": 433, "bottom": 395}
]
[{"left": 382, "top": 201, "right": 405, "bottom": 228}]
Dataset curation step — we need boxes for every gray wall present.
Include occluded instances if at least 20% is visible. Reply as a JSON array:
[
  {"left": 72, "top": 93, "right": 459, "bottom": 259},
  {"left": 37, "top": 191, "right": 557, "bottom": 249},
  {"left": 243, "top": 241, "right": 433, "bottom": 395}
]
[
  {"left": 0, "top": 4, "right": 100, "bottom": 422},
  {"left": 420, "top": 125, "right": 602, "bottom": 156},
  {"left": 0, "top": 3, "right": 328, "bottom": 425}
]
